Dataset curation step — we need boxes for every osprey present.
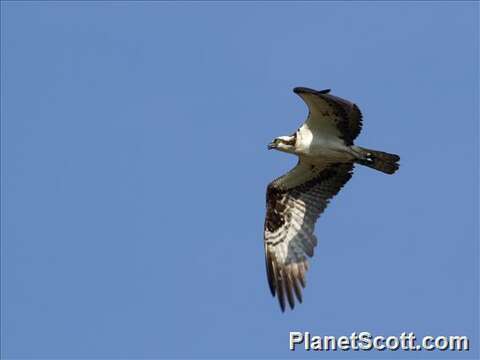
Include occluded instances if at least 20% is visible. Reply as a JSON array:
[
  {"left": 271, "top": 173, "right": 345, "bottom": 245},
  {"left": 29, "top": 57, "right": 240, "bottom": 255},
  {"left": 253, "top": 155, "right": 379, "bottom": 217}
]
[{"left": 265, "top": 87, "right": 400, "bottom": 312}]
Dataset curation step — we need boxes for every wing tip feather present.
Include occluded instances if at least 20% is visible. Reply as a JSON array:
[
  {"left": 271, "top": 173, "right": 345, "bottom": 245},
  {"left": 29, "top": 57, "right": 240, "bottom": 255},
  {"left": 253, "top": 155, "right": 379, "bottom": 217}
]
[
  {"left": 293, "top": 86, "right": 331, "bottom": 95},
  {"left": 265, "top": 245, "right": 276, "bottom": 297},
  {"left": 267, "top": 258, "right": 309, "bottom": 312}
]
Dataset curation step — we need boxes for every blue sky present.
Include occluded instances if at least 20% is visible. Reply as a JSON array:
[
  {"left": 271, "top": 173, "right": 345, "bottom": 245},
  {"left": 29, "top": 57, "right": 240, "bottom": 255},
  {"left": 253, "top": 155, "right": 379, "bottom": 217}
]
[{"left": 1, "top": 2, "right": 478, "bottom": 359}]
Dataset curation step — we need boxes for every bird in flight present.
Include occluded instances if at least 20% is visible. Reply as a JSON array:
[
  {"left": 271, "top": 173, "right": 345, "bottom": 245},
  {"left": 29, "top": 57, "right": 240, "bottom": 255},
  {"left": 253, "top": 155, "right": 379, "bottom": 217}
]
[{"left": 264, "top": 87, "right": 400, "bottom": 311}]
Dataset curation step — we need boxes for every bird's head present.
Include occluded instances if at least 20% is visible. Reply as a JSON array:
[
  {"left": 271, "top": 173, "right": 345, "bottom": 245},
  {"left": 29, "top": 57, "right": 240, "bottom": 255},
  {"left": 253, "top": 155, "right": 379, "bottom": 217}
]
[{"left": 268, "top": 134, "right": 296, "bottom": 153}]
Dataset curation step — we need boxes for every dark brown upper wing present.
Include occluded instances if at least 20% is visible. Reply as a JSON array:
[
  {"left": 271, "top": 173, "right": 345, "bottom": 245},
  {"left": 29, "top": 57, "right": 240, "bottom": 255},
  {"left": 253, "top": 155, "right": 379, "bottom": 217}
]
[
  {"left": 294, "top": 87, "right": 363, "bottom": 145},
  {"left": 322, "top": 93, "right": 363, "bottom": 141}
]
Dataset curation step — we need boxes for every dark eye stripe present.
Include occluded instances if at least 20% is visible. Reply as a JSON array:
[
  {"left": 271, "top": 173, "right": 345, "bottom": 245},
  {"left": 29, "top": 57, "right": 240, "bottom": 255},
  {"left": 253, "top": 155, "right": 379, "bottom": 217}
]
[{"left": 285, "top": 133, "right": 297, "bottom": 146}]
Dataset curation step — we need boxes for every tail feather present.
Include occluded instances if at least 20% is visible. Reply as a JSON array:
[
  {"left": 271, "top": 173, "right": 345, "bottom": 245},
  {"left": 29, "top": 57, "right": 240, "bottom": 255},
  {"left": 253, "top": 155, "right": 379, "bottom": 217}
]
[{"left": 355, "top": 147, "right": 400, "bottom": 175}]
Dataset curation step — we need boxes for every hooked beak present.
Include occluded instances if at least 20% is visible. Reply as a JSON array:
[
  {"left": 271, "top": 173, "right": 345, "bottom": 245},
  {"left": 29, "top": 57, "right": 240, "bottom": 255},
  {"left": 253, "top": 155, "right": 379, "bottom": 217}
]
[{"left": 267, "top": 142, "right": 276, "bottom": 150}]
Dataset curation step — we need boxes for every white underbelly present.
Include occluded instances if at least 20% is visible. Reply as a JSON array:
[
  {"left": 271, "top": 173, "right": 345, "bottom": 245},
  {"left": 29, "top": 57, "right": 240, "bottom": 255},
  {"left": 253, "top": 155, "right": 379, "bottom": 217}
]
[
  {"left": 308, "top": 137, "right": 353, "bottom": 161},
  {"left": 297, "top": 125, "right": 354, "bottom": 162}
]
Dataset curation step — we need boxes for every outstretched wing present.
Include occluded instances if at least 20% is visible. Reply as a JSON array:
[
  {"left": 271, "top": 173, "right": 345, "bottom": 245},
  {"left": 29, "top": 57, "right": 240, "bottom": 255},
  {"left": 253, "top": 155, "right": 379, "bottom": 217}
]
[
  {"left": 264, "top": 160, "right": 354, "bottom": 311},
  {"left": 293, "top": 87, "right": 363, "bottom": 145}
]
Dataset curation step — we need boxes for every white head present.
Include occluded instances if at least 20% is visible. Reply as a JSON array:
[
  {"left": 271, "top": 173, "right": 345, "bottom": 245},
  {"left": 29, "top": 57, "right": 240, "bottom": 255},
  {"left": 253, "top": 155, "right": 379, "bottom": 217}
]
[{"left": 268, "top": 134, "right": 297, "bottom": 154}]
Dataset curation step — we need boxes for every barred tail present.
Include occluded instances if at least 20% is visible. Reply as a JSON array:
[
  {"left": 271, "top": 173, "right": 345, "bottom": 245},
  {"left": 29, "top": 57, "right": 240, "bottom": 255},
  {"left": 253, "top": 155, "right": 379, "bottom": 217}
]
[{"left": 355, "top": 147, "right": 400, "bottom": 175}]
